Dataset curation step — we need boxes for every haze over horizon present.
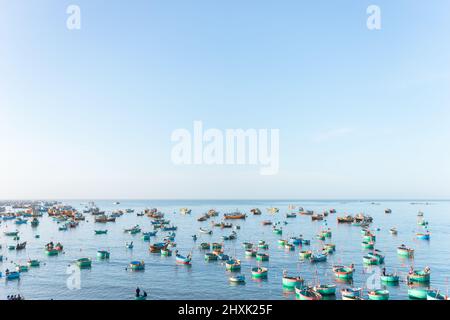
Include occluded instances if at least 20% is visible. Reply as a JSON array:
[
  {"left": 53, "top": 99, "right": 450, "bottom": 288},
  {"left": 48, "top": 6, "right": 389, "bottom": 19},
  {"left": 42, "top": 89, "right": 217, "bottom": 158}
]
[{"left": 1, "top": 1, "right": 450, "bottom": 200}]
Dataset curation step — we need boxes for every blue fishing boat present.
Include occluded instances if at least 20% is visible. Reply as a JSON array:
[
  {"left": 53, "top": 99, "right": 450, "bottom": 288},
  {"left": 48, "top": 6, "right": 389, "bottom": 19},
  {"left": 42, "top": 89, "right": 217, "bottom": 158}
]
[
  {"left": 175, "top": 252, "right": 192, "bottom": 265},
  {"left": 310, "top": 253, "right": 327, "bottom": 263}
]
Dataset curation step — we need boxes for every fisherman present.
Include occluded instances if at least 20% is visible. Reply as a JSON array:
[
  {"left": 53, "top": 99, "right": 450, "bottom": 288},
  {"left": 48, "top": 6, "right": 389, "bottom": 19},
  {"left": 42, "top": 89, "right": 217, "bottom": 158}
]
[
  {"left": 382, "top": 267, "right": 386, "bottom": 276},
  {"left": 135, "top": 287, "right": 141, "bottom": 297},
  {"left": 143, "top": 291, "right": 147, "bottom": 297}
]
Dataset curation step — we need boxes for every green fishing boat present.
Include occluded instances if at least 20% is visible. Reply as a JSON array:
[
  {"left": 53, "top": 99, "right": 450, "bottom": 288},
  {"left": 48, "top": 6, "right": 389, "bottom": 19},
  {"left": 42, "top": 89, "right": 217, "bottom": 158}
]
[
  {"left": 245, "top": 249, "right": 257, "bottom": 257},
  {"left": 225, "top": 259, "right": 241, "bottom": 271},
  {"left": 368, "top": 289, "right": 389, "bottom": 300},
  {"left": 161, "top": 248, "right": 172, "bottom": 256},
  {"left": 45, "top": 248, "right": 59, "bottom": 256},
  {"left": 295, "top": 286, "right": 322, "bottom": 300},
  {"left": 427, "top": 290, "right": 448, "bottom": 300},
  {"left": 313, "top": 284, "right": 336, "bottom": 296},
  {"left": 282, "top": 275, "right": 304, "bottom": 288},
  {"left": 256, "top": 253, "right": 269, "bottom": 261},
  {"left": 76, "top": 258, "right": 92, "bottom": 269},
  {"left": 408, "top": 287, "right": 428, "bottom": 299},
  {"left": 27, "top": 259, "right": 40, "bottom": 267},
  {"left": 273, "top": 228, "right": 282, "bottom": 235},
  {"left": 361, "top": 241, "right": 374, "bottom": 249},
  {"left": 204, "top": 252, "right": 218, "bottom": 261},
  {"left": 258, "top": 242, "right": 269, "bottom": 249},
  {"left": 277, "top": 239, "right": 287, "bottom": 246},
  {"left": 397, "top": 246, "right": 414, "bottom": 257},
  {"left": 242, "top": 242, "right": 253, "bottom": 249},
  {"left": 381, "top": 274, "right": 399, "bottom": 283},
  {"left": 129, "top": 260, "right": 145, "bottom": 271},
  {"left": 251, "top": 267, "right": 268, "bottom": 279},
  {"left": 95, "top": 230, "right": 108, "bottom": 235},
  {"left": 97, "top": 250, "right": 110, "bottom": 259},
  {"left": 333, "top": 266, "right": 354, "bottom": 279},
  {"left": 299, "top": 250, "right": 312, "bottom": 259},
  {"left": 408, "top": 269, "right": 431, "bottom": 283}
]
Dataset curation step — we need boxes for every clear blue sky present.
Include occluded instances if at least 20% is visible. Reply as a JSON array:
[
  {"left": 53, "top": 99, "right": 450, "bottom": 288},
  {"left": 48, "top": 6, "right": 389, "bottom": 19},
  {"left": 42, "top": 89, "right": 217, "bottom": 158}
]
[{"left": 1, "top": 0, "right": 449, "bottom": 199}]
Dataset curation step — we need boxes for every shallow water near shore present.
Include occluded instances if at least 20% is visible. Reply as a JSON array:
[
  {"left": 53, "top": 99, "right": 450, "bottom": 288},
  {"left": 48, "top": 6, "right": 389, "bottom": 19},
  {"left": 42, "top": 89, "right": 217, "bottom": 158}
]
[{"left": 1, "top": 200, "right": 449, "bottom": 300}]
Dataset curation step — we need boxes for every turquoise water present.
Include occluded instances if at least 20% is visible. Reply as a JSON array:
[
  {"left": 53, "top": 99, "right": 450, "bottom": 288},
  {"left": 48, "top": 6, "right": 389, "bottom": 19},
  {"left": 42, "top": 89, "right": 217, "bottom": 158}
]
[{"left": 1, "top": 200, "right": 449, "bottom": 300}]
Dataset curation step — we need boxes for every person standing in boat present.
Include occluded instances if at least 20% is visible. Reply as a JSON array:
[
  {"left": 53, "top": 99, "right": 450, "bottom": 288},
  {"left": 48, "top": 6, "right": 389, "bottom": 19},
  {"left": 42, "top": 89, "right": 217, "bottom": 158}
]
[{"left": 135, "top": 287, "right": 140, "bottom": 297}]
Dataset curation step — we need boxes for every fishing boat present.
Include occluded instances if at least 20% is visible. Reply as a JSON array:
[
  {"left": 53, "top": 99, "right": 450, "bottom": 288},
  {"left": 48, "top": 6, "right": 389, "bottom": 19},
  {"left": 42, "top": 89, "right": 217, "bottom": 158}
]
[
  {"left": 4, "top": 231, "right": 19, "bottom": 237},
  {"left": 30, "top": 218, "right": 39, "bottom": 227},
  {"left": 16, "top": 265, "right": 29, "bottom": 272},
  {"left": 284, "top": 243, "right": 295, "bottom": 251},
  {"left": 197, "top": 215, "right": 209, "bottom": 222},
  {"left": 242, "top": 242, "right": 253, "bottom": 249},
  {"left": 417, "top": 211, "right": 424, "bottom": 217},
  {"left": 267, "top": 207, "right": 279, "bottom": 214},
  {"left": 149, "top": 242, "right": 166, "bottom": 253},
  {"left": 161, "top": 248, "right": 172, "bottom": 256},
  {"left": 215, "top": 253, "right": 230, "bottom": 261},
  {"left": 222, "top": 231, "right": 237, "bottom": 241},
  {"left": 212, "top": 243, "right": 223, "bottom": 250},
  {"left": 333, "top": 265, "right": 354, "bottom": 279},
  {"left": 16, "top": 242, "right": 27, "bottom": 250},
  {"left": 341, "top": 288, "right": 362, "bottom": 299},
  {"left": 97, "top": 250, "right": 110, "bottom": 259},
  {"left": 204, "top": 252, "right": 218, "bottom": 261},
  {"left": 282, "top": 274, "right": 304, "bottom": 288},
  {"left": 251, "top": 267, "right": 268, "bottom": 279},
  {"left": 385, "top": 209, "right": 392, "bottom": 214},
  {"left": 311, "top": 214, "right": 324, "bottom": 221},
  {"left": 273, "top": 228, "right": 282, "bottom": 235},
  {"left": 381, "top": 273, "right": 399, "bottom": 283},
  {"left": 408, "top": 268, "right": 431, "bottom": 283},
  {"left": 162, "top": 225, "right": 178, "bottom": 231},
  {"left": 5, "top": 271, "right": 20, "bottom": 280},
  {"left": 207, "top": 209, "right": 219, "bottom": 217},
  {"left": 299, "top": 250, "right": 312, "bottom": 259},
  {"left": 301, "top": 239, "right": 311, "bottom": 245},
  {"left": 313, "top": 284, "right": 336, "bottom": 296},
  {"left": 180, "top": 208, "right": 191, "bottom": 215},
  {"left": 245, "top": 249, "right": 257, "bottom": 257},
  {"left": 427, "top": 290, "right": 448, "bottom": 300},
  {"left": 129, "top": 260, "right": 145, "bottom": 271},
  {"left": 15, "top": 218, "right": 28, "bottom": 225},
  {"left": 126, "top": 242, "right": 134, "bottom": 249},
  {"left": 363, "top": 255, "right": 381, "bottom": 265},
  {"left": 199, "top": 242, "right": 211, "bottom": 250},
  {"left": 58, "top": 224, "right": 68, "bottom": 231},
  {"left": 261, "top": 220, "right": 272, "bottom": 226},
  {"left": 361, "top": 240, "right": 375, "bottom": 249},
  {"left": 224, "top": 212, "right": 246, "bottom": 220},
  {"left": 368, "top": 289, "right": 389, "bottom": 300},
  {"left": 397, "top": 245, "right": 414, "bottom": 257},
  {"left": 250, "top": 208, "right": 262, "bottom": 215},
  {"left": 76, "top": 258, "right": 92, "bottom": 269},
  {"left": 256, "top": 253, "right": 269, "bottom": 261},
  {"left": 45, "top": 248, "right": 59, "bottom": 256},
  {"left": 286, "top": 213, "right": 296, "bottom": 218},
  {"left": 289, "top": 237, "right": 302, "bottom": 245},
  {"left": 258, "top": 241, "right": 269, "bottom": 249},
  {"left": 175, "top": 252, "right": 192, "bottom": 265},
  {"left": 27, "top": 259, "right": 40, "bottom": 267},
  {"left": 199, "top": 228, "right": 212, "bottom": 235},
  {"left": 408, "top": 287, "right": 428, "bottom": 300},
  {"left": 95, "top": 230, "right": 108, "bottom": 235},
  {"left": 295, "top": 286, "right": 322, "bottom": 300},
  {"left": 416, "top": 232, "right": 430, "bottom": 240},
  {"left": 337, "top": 215, "right": 354, "bottom": 223},
  {"left": 229, "top": 275, "right": 246, "bottom": 283},
  {"left": 310, "top": 253, "right": 327, "bottom": 263},
  {"left": 225, "top": 259, "right": 241, "bottom": 271},
  {"left": 389, "top": 227, "right": 398, "bottom": 235}
]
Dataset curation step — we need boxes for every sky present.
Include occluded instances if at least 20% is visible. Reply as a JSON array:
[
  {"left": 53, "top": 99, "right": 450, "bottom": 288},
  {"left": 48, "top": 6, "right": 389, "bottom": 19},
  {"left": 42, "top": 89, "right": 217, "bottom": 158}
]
[{"left": 1, "top": 0, "right": 450, "bottom": 200}]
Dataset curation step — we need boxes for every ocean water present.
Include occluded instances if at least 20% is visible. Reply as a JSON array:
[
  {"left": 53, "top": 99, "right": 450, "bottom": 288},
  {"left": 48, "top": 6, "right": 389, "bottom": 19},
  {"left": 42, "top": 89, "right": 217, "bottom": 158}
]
[{"left": 1, "top": 200, "right": 449, "bottom": 300}]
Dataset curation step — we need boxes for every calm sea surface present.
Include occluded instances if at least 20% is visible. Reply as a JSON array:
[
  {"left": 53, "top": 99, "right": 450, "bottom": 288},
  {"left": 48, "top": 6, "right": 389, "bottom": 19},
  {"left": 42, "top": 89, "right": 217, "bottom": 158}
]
[{"left": 1, "top": 200, "right": 449, "bottom": 300}]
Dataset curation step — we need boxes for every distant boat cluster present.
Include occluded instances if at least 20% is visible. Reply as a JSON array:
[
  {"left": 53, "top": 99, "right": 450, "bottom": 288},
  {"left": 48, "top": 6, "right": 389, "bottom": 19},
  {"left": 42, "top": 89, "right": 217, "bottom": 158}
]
[{"left": 0, "top": 201, "right": 446, "bottom": 300}]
